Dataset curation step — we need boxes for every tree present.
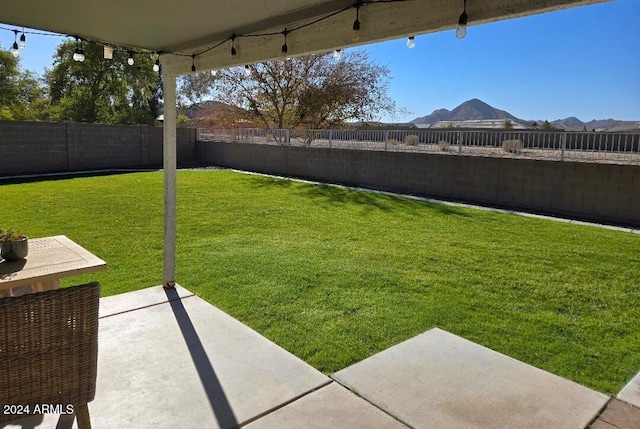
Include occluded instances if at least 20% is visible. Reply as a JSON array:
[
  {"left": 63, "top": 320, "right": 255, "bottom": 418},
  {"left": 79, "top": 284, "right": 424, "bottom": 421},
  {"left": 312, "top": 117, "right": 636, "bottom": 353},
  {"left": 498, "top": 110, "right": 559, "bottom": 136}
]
[
  {"left": 0, "top": 46, "right": 49, "bottom": 120},
  {"left": 179, "top": 51, "right": 400, "bottom": 129},
  {"left": 503, "top": 119, "right": 513, "bottom": 130},
  {"left": 541, "top": 120, "right": 553, "bottom": 130},
  {"left": 0, "top": 48, "right": 20, "bottom": 119},
  {"left": 46, "top": 40, "right": 161, "bottom": 124}
]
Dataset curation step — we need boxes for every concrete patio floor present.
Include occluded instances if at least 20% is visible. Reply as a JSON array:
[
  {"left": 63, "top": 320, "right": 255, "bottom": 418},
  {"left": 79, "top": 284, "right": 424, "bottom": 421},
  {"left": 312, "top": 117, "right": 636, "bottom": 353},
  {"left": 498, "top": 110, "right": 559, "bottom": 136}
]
[{"left": 3, "top": 285, "right": 638, "bottom": 428}]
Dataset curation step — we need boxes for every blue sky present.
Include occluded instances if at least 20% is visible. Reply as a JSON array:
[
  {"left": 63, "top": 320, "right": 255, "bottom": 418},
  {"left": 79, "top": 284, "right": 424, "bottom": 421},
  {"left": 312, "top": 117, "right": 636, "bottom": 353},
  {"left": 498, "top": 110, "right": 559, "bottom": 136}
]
[{"left": 1, "top": 0, "right": 639, "bottom": 123}]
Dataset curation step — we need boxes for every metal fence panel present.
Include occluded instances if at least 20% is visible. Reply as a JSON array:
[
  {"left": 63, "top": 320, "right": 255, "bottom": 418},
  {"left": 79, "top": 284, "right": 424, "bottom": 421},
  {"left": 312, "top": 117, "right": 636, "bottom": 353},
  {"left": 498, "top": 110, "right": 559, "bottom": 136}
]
[{"left": 196, "top": 128, "right": 640, "bottom": 165}]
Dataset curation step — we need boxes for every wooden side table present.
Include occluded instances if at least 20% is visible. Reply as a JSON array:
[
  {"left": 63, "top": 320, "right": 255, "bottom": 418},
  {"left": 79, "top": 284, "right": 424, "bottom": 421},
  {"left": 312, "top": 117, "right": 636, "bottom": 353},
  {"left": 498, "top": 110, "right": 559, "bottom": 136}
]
[{"left": 0, "top": 235, "right": 106, "bottom": 297}]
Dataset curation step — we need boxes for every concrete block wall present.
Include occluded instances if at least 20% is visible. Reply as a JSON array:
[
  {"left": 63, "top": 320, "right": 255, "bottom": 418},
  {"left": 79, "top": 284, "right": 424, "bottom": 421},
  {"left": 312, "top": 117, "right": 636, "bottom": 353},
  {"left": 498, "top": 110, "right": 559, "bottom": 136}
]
[
  {"left": 0, "top": 121, "right": 198, "bottom": 176},
  {"left": 0, "top": 121, "right": 68, "bottom": 175},
  {"left": 199, "top": 141, "right": 640, "bottom": 227}
]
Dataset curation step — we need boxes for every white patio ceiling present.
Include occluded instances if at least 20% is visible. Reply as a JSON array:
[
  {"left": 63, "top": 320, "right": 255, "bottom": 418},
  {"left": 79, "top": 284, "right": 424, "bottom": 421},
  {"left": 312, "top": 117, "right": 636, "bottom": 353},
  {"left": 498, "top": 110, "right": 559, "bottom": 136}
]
[
  {"left": 3, "top": 0, "right": 609, "bottom": 286},
  {"left": 5, "top": 0, "right": 608, "bottom": 76}
]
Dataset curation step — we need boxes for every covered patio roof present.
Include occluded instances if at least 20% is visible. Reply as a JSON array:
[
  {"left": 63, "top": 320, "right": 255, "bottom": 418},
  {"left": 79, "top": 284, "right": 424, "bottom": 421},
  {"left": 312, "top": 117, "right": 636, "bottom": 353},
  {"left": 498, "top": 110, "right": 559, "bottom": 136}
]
[
  {"left": 5, "top": 0, "right": 608, "bottom": 76},
  {"left": 2, "top": 0, "right": 610, "bottom": 286}
]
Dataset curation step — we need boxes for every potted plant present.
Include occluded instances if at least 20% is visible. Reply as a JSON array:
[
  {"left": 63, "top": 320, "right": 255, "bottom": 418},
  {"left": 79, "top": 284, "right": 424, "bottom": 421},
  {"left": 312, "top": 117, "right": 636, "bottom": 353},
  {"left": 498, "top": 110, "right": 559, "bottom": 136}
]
[{"left": 0, "top": 227, "right": 29, "bottom": 261}]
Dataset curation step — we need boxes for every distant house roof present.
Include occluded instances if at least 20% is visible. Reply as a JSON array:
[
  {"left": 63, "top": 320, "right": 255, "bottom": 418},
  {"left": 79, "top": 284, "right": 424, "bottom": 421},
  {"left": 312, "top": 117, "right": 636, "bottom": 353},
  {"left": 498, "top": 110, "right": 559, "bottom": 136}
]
[{"left": 430, "top": 119, "right": 529, "bottom": 130}]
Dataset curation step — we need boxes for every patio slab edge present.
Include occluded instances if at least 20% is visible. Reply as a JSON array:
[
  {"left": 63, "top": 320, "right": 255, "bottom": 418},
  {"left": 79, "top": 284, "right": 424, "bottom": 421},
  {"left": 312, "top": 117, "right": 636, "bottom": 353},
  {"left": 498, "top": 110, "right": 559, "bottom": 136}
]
[
  {"left": 98, "top": 283, "right": 193, "bottom": 318},
  {"left": 617, "top": 370, "right": 640, "bottom": 408},
  {"left": 333, "top": 327, "right": 609, "bottom": 429}
]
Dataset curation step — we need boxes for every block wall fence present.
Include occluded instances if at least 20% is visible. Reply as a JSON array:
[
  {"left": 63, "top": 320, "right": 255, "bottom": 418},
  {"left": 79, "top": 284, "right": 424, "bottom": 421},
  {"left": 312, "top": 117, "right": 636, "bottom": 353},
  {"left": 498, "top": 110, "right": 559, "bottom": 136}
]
[
  {"left": 1, "top": 121, "right": 638, "bottom": 227},
  {"left": 198, "top": 141, "right": 640, "bottom": 228},
  {"left": 0, "top": 121, "right": 197, "bottom": 175}
]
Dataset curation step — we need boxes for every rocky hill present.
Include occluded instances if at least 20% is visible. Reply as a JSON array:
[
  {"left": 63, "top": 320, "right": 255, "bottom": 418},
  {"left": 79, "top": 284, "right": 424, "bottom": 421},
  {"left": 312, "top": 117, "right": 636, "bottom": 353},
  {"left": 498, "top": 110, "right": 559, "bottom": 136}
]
[
  {"left": 411, "top": 99, "right": 638, "bottom": 131},
  {"left": 411, "top": 99, "right": 522, "bottom": 125}
]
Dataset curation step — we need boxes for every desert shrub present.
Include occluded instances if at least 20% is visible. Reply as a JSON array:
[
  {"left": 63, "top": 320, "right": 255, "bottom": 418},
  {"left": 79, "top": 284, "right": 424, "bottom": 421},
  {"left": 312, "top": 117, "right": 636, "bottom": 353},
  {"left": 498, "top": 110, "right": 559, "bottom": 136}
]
[
  {"left": 437, "top": 140, "right": 451, "bottom": 151},
  {"left": 265, "top": 132, "right": 275, "bottom": 142},
  {"left": 387, "top": 138, "right": 398, "bottom": 146},
  {"left": 404, "top": 135, "right": 419, "bottom": 146},
  {"left": 502, "top": 139, "right": 523, "bottom": 154}
]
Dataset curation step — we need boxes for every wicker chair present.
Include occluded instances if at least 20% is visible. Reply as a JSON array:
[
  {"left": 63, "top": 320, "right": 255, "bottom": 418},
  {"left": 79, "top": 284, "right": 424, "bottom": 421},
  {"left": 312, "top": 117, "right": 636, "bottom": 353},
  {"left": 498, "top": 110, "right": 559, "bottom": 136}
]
[{"left": 0, "top": 282, "right": 100, "bottom": 429}]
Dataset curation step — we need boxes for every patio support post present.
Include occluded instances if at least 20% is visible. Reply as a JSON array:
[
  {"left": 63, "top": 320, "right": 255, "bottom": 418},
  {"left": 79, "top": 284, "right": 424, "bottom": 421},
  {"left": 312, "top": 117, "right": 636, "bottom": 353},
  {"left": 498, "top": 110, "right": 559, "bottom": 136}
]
[{"left": 162, "top": 71, "right": 177, "bottom": 288}]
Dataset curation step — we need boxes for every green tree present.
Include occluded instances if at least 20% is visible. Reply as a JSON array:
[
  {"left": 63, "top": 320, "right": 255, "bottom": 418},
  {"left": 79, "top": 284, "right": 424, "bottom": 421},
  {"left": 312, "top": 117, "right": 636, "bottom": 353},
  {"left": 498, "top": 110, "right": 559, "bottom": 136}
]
[
  {"left": 179, "top": 51, "right": 401, "bottom": 129},
  {"left": 0, "top": 48, "right": 20, "bottom": 119},
  {"left": 46, "top": 40, "right": 161, "bottom": 124},
  {"left": 503, "top": 119, "right": 513, "bottom": 130},
  {"left": 0, "top": 47, "right": 49, "bottom": 120},
  {"left": 11, "top": 70, "right": 51, "bottom": 120},
  {"left": 542, "top": 120, "right": 553, "bottom": 130}
]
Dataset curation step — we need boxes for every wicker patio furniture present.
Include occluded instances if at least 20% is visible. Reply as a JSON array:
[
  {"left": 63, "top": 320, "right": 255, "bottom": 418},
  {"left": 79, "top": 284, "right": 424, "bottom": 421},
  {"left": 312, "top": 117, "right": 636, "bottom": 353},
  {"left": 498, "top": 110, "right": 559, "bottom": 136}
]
[{"left": 0, "top": 282, "right": 100, "bottom": 429}]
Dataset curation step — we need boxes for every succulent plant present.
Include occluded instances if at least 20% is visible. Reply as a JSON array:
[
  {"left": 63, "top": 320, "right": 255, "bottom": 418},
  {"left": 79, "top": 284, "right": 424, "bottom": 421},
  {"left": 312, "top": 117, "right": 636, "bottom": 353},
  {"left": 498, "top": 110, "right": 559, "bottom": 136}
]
[{"left": 0, "top": 227, "right": 26, "bottom": 245}]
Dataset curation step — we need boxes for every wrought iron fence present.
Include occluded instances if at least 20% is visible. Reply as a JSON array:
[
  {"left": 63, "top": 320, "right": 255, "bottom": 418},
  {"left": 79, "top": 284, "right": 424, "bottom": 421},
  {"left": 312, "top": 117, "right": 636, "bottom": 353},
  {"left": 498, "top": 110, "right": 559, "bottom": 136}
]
[{"left": 197, "top": 128, "right": 640, "bottom": 165}]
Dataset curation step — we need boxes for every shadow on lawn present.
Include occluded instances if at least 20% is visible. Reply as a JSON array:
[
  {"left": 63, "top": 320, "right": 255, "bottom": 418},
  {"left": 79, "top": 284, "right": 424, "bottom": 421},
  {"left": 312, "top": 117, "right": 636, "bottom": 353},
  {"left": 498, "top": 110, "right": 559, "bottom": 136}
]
[{"left": 245, "top": 174, "right": 472, "bottom": 218}]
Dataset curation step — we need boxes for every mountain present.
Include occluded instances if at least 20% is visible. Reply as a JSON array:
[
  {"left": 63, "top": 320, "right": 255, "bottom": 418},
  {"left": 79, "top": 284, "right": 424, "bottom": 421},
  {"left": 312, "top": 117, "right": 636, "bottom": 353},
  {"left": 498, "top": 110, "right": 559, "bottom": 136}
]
[
  {"left": 411, "top": 99, "right": 522, "bottom": 125},
  {"left": 553, "top": 117, "right": 584, "bottom": 127},
  {"left": 410, "top": 99, "right": 639, "bottom": 131}
]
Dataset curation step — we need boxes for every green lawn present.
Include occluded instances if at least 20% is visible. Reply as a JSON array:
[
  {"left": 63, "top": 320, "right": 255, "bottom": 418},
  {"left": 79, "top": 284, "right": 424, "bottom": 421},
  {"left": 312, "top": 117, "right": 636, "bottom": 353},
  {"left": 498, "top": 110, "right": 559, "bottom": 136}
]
[{"left": 2, "top": 169, "right": 639, "bottom": 395}]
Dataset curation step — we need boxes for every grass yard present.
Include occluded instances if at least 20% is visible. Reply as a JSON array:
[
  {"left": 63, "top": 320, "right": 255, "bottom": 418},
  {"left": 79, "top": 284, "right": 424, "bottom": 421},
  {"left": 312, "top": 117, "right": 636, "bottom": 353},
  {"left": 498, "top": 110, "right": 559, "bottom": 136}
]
[{"left": 1, "top": 169, "right": 639, "bottom": 395}]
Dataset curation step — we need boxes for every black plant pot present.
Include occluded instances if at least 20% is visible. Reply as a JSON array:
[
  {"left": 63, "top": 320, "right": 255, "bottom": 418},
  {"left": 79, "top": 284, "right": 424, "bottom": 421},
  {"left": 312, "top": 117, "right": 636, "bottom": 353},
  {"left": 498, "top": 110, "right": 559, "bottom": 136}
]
[{"left": 1, "top": 237, "right": 29, "bottom": 261}]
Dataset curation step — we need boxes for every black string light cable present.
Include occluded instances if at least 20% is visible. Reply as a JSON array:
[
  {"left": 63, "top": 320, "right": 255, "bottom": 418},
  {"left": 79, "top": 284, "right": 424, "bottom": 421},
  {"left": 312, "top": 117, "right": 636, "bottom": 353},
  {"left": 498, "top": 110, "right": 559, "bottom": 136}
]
[{"left": 1, "top": 0, "right": 414, "bottom": 71}]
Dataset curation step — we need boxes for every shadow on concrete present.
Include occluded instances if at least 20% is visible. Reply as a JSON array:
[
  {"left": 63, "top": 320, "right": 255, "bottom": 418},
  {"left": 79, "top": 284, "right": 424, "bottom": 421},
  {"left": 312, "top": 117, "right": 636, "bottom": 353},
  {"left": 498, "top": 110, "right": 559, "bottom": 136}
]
[
  {"left": 164, "top": 287, "right": 238, "bottom": 429},
  {"left": 0, "top": 414, "right": 44, "bottom": 429}
]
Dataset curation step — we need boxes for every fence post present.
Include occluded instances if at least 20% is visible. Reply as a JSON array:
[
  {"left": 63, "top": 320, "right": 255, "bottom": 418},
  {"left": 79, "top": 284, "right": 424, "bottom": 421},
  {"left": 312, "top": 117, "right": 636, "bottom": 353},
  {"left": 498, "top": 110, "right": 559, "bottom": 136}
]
[
  {"left": 384, "top": 130, "right": 389, "bottom": 151},
  {"left": 457, "top": 131, "right": 463, "bottom": 154},
  {"left": 286, "top": 129, "right": 290, "bottom": 145},
  {"left": 329, "top": 130, "right": 333, "bottom": 148},
  {"left": 560, "top": 132, "right": 566, "bottom": 161}
]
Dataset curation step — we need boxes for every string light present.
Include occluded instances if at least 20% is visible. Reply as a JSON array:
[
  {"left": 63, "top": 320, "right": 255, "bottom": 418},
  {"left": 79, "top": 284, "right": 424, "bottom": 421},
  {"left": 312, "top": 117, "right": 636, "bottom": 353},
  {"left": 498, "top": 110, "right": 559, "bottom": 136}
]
[
  {"left": 281, "top": 28, "right": 289, "bottom": 54},
  {"left": 353, "top": 0, "right": 362, "bottom": 31},
  {"left": 406, "top": 36, "right": 415, "bottom": 49},
  {"left": 153, "top": 56, "right": 160, "bottom": 72},
  {"left": 191, "top": 54, "right": 196, "bottom": 72},
  {"left": 2, "top": 1, "right": 410, "bottom": 67},
  {"left": 210, "top": 69, "right": 218, "bottom": 76},
  {"left": 230, "top": 34, "right": 237, "bottom": 56},
  {"left": 11, "top": 30, "right": 19, "bottom": 57},
  {"left": 456, "top": 0, "right": 468, "bottom": 39},
  {"left": 332, "top": 49, "right": 341, "bottom": 60},
  {"left": 72, "top": 37, "right": 85, "bottom": 62},
  {"left": 244, "top": 65, "right": 251, "bottom": 76}
]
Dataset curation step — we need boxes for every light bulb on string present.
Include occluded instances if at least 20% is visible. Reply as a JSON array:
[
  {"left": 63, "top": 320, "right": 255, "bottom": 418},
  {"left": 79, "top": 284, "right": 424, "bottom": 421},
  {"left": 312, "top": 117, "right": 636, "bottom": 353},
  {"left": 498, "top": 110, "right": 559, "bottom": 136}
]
[
  {"left": 244, "top": 65, "right": 251, "bottom": 77},
  {"left": 281, "top": 29, "right": 289, "bottom": 54},
  {"left": 19, "top": 32, "right": 26, "bottom": 49},
  {"left": 153, "top": 58, "right": 160, "bottom": 72},
  {"left": 127, "top": 51, "right": 135, "bottom": 66},
  {"left": 230, "top": 35, "right": 237, "bottom": 56},
  {"left": 332, "top": 49, "right": 341, "bottom": 60},
  {"left": 11, "top": 30, "right": 19, "bottom": 57},
  {"left": 210, "top": 70, "right": 218, "bottom": 76},
  {"left": 456, "top": 0, "right": 468, "bottom": 39},
  {"left": 407, "top": 36, "right": 416, "bottom": 49},
  {"left": 72, "top": 37, "right": 84, "bottom": 62},
  {"left": 353, "top": 1, "right": 362, "bottom": 31},
  {"left": 191, "top": 54, "right": 196, "bottom": 72}
]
